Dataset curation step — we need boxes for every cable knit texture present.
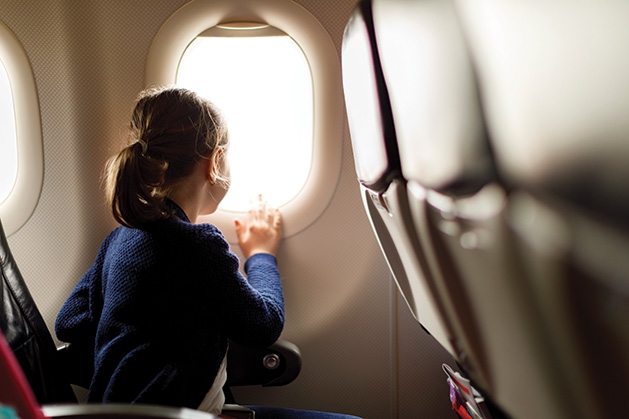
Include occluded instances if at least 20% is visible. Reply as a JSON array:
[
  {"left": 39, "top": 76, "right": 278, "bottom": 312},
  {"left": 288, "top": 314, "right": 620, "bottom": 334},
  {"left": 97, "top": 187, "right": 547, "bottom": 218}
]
[{"left": 54, "top": 203, "right": 284, "bottom": 408}]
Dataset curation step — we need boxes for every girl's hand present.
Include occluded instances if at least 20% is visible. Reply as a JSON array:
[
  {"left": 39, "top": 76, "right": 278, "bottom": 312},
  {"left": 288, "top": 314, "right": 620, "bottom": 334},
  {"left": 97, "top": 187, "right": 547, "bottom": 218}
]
[{"left": 234, "top": 195, "right": 282, "bottom": 258}]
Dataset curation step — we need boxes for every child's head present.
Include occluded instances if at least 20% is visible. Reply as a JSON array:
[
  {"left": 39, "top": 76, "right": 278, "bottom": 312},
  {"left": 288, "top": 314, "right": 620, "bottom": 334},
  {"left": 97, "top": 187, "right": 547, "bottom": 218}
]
[{"left": 105, "top": 86, "right": 229, "bottom": 228}]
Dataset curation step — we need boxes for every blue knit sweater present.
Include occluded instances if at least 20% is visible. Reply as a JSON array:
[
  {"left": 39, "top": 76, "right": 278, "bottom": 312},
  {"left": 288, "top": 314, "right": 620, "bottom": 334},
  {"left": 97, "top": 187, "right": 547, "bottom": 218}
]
[{"left": 55, "top": 203, "right": 284, "bottom": 408}]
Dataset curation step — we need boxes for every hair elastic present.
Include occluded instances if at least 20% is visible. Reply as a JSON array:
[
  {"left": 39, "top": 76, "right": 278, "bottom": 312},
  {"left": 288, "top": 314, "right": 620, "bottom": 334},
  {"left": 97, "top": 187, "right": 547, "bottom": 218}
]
[{"left": 134, "top": 139, "right": 148, "bottom": 155}]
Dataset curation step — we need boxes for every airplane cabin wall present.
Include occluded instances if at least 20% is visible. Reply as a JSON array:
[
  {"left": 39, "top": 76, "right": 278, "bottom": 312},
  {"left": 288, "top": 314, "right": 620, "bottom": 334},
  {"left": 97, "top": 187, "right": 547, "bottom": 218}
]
[{"left": 0, "top": 1, "right": 456, "bottom": 418}]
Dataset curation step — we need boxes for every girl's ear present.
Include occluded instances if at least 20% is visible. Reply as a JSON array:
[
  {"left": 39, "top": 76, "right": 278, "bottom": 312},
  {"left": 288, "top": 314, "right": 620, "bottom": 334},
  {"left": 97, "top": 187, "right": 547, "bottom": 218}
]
[{"left": 206, "top": 148, "right": 224, "bottom": 184}]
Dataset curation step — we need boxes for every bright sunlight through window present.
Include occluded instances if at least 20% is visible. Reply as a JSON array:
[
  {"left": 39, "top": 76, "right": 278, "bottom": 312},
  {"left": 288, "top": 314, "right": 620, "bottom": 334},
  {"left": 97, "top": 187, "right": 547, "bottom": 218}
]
[
  {"left": 176, "top": 25, "right": 313, "bottom": 212},
  {"left": 0, "top": 58, "right": 17, "bottom": 205}
]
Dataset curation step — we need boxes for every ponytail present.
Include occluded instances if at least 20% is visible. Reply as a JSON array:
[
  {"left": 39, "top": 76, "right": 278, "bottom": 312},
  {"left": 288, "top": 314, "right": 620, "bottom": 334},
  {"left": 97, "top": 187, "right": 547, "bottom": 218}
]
[{"left": 104, "top": 142, "right": 170, "bottom": 228}]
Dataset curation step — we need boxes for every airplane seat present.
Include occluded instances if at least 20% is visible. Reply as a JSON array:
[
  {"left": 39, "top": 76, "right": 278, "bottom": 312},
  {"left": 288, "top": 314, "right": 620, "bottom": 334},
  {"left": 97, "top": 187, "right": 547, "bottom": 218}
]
[
  {"left": 365, "top": 0, "right": 497, "bottom": 395},
  {"left": 344, "top": 0, "right": 613, "bottom": 418},
  {"left": 343, "top": 0, "right": 503, "bottom": 401},
  {"left": 0, "top": 217, "right": 300, "bottom": 419},
  {"left": 370, "top": 0, "right": 565, "bottom": 416},
  {"left": 341, "top": 0, "right": 461, "bottom": 364},
  {"left": 453, "top": 1, "right": 629, "bottom": 417},
  {"left": 0, "top": 216, "right": 77, "bottom": 404},
  {"left": 0, "top": 324, "right": 46, "bottom": 419}
]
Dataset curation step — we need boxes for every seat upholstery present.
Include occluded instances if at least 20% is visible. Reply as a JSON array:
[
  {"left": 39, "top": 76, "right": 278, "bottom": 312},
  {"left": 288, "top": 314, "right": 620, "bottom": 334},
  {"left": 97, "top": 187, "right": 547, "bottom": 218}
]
[
  {"left": 0, "top": 218, "right": 77, "bottom": 404},
  {"left": 0, "top": 329, "right": 45, "bottom": 419}
]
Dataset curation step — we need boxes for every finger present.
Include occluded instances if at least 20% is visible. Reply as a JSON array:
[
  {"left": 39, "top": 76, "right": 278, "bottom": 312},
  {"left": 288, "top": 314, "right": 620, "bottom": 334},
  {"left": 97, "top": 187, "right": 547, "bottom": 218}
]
[
  {"left": 266, "top": 205, "right": 275, "bottom": 224},
  {"left": 234, "top": 219, "right": 245, "bottom": 241},
  {"left": 254, "top": 201, "right": 267, "bottom": 221},
  {"left": 256, "top": 198, "right": 267, "bottom": 221},
  {"left": 272, "top": 209, "right": 281, "bottom": 229},
  {"left": 246, "top": 202, "right": 256, "bottom": 224}
]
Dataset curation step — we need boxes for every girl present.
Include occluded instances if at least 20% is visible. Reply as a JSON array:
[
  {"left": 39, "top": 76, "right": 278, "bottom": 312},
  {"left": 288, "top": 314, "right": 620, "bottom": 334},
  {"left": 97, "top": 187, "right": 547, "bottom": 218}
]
[{"left": 55, "top": 87, "right": 361, "bottom": 419}]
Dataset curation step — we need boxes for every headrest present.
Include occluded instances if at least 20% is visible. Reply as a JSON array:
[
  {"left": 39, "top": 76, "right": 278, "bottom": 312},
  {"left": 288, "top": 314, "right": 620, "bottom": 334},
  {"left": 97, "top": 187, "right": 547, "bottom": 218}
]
[
  {"left": 342, "top": 0, "right": 400, "bottom": 192},
  {"left": 373, "top": 0, "right": 493, "bottom": 196}
]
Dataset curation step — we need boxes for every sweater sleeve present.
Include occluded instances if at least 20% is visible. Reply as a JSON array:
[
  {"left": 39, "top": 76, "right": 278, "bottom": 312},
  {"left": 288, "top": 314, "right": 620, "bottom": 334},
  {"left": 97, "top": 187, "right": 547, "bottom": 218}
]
[
  {"left": 210, "top": 242, "right": 285, "bottom": 347},
  {"left": 55, "top": 266, "right": 95, "bottom": 343},
  {"left": 55, "top": 231, "right": 112, "bottom": 345}
]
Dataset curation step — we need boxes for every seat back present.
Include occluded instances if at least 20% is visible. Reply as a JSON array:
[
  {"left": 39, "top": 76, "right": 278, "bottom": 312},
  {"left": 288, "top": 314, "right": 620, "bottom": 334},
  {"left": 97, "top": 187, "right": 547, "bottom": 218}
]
[
  {"left": 342, "top": 0, "right": 458, "bottom": 358},
  {"left": 0, "top": 329, "right": 46, "bottom": 419},
  {"left": 344, "top": 0, "right": 504, "bottom": 396},
  {"left": 369, "top": 1, "right": 570, "bottom": 416},
  {"left": 0, "top": 218, "right": 76, "bottom": 404},
  {"left": 351, "top": 0, "right": 629, "bottom": 417},
  {"left": 455, "top": 1, "right": 629, "bottom": 417},
  {"left": 369, "top": 0, "right": 499, "bottom": 392}
]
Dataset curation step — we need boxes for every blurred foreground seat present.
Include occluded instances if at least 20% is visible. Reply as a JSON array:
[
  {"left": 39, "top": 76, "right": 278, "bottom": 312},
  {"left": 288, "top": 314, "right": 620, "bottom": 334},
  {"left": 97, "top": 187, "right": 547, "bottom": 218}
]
[{"left": 342, "top": 0, "right": 629, "bottom": 418}]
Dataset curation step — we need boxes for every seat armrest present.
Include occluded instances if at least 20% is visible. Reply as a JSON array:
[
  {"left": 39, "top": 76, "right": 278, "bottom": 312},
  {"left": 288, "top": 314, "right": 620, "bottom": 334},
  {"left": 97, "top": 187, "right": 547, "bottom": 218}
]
[
  {"left": 226, "top": 339, "right": 301, "bottom": 387},
  {"left": 41, "top": 404, "right": 217, "bottom": 419},
  {"left": 59, "top": 338, "right": 302, "bottom": 390}
]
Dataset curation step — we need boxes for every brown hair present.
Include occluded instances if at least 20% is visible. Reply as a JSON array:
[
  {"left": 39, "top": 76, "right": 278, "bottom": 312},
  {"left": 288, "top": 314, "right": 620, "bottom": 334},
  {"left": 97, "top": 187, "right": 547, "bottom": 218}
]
[{"left": 104, "top": 86, "right": 228, "bottom": 228}]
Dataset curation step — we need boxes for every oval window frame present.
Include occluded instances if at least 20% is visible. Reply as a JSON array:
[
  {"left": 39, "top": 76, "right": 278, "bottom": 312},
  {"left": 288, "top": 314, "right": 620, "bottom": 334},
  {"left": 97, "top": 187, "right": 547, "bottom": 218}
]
[
  {"left": 145, "top": 0, "right": 343, "bottom": 242},
  {"left": 0, "top": 20, "right": 43, "bottom": 236}
]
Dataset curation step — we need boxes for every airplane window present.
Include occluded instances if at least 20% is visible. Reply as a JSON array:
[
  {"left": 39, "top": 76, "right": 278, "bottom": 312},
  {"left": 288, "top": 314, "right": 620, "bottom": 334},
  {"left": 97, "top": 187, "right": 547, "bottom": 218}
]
[
  {"left": 176, "top": 25, "right": 313, "bottom": 211},
  {"left": 145, "top": 0, "right": 343, "bottom": 241},
  {"left": 0, "top": 20, "right": 43, "bottom": 236},
  {"left": 0, "top": 58, "right": 18, "bottom": 205}
]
